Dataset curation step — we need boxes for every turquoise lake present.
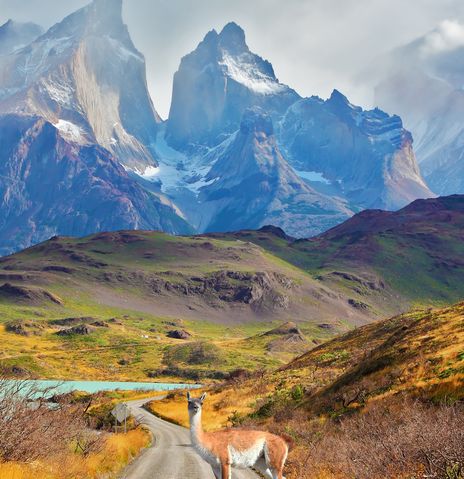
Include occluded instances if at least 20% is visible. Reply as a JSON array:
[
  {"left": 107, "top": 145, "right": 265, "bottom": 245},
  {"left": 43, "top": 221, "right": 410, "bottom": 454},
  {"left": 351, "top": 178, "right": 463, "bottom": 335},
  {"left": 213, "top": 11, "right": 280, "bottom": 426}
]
[{"left": 19, "top": 380, "right": 200, "bottom": 395}]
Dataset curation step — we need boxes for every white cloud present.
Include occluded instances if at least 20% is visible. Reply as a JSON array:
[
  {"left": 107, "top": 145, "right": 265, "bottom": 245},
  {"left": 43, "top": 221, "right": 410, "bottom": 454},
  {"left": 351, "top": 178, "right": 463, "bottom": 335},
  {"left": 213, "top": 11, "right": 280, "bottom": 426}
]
[
  {"left": 1, "top": 0, "right": 464, "bottom": 115},
  {"left": 421, "top": 20, "right": 464, "bottom": 55}
]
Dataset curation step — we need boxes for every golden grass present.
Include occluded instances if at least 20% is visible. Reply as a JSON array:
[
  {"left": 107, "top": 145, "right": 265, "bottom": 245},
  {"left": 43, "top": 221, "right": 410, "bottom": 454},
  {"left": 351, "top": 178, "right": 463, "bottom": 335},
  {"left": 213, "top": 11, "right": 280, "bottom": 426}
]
[
  {"left": 147, "top": 380, "right": 272, "bottom": 431},
  {"left": 149, "top": 303, "right": 464, "bottom": 432},
  {"left": 0, "top": 428, "right": 150, "bottom": 479}
]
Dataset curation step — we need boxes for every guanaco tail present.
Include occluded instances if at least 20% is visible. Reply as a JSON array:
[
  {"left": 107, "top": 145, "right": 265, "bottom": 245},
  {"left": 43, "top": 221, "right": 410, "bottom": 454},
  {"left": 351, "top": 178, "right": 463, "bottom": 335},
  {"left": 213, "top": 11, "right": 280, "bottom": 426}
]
[{"left": 187, "top": 392, "right": 288, "bottom": 479}]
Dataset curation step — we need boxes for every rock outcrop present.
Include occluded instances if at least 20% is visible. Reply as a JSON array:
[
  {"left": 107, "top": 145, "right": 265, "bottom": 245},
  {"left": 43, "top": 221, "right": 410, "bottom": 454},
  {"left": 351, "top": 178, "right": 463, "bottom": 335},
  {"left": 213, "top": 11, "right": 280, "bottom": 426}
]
[{"left": 167, "top": 22, "right": 299, "bottom": 149}]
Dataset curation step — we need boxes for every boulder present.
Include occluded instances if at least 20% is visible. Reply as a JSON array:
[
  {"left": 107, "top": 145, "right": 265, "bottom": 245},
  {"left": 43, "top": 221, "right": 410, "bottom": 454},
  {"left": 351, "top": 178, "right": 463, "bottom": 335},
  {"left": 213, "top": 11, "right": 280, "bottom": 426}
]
[{"left": 167, "top": 329, "right": 191, "bottom": 340}]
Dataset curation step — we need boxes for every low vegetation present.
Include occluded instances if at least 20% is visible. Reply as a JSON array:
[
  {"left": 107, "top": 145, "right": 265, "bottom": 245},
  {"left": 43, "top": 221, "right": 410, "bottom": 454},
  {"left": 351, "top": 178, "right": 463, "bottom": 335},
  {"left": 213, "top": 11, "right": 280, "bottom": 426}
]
[
  {"left": 0, "top": 230, "right": 356, "bottom": 381},
  {"left": 2, "top": 203, "right": 464, "bottom": 383},
  {"left": 149, "top": 302, "right": 464, "bottom": 478},
  {"left": 0, "top": 429, "right": 150, "bottom": 479},
  {"left": 0, "top": 377, "right": 151, "bottom": 479},
  {"left": 287, "top": 399, "right": 464, "bottom": 479},
  {"left": 1, "top": 212, "right": 463, "bottom": 476}
]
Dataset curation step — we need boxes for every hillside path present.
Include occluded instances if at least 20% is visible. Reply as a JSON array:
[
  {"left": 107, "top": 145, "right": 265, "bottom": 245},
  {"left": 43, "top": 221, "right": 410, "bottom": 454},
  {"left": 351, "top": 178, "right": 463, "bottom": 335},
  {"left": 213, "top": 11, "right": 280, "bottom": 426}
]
[{"left": 120, "top": 398, "right": 259, "bottom": 479}]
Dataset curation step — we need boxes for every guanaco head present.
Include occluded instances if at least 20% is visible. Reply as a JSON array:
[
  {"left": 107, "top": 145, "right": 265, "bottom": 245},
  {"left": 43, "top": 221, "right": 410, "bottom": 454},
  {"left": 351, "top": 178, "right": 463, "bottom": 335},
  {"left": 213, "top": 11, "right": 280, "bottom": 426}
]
[{"left": 187, "top": 392, "right": 207, "bottom": 417}]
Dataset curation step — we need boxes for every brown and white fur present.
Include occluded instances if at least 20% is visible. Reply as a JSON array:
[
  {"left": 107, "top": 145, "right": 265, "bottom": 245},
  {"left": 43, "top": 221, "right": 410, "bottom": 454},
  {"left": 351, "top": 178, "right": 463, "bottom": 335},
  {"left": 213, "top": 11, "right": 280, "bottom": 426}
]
[{"left": 187, "top": 392, "right": 288, "bottom": 479}]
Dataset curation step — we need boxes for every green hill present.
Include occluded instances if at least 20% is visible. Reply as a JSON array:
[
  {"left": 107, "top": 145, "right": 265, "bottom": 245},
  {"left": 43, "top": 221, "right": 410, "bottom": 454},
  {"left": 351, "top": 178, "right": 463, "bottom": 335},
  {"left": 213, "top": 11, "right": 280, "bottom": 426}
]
[{"left": 1, "top": 195, "right": 464, "bottom": 380}]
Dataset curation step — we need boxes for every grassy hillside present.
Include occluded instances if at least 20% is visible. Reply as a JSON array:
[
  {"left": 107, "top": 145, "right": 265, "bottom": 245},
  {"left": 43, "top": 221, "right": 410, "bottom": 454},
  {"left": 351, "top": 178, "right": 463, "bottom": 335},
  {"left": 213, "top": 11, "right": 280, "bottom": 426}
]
[
  {"left": 149, "top": 301, "right": 464, "bottom": 425},
  {"left": 210, "top": 196, "right": 464, "bottom": 313},
  {"left": 148, "top": 302, "right": 464, "bottom": 477},
  {"left": 0, "top": 231, "right": 360, "bottom": 380},
  {"left": 1, "top": 195, "right": 464, "bottom": 381}
]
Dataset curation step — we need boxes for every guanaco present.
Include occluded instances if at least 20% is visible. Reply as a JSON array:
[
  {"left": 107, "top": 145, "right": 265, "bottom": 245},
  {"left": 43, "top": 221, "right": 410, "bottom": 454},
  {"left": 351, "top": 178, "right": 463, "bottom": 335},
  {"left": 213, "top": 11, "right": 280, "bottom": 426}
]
[{"left": 187, "top": 392, "right": 288, "bottom": 479}]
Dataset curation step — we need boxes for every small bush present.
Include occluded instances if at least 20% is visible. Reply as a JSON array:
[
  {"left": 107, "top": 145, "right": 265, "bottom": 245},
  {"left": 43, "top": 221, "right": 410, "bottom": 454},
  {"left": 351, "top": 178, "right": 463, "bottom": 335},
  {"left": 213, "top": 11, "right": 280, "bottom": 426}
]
[
  {"left": 147, "top": 366, "right": 229, "bottom": 381},
  {"left": 291, "top": 384, "right": 305, "bottom": 402},
  {"left": 228, "top": 410, "right": 246, "bottom": 427},
  {"left": 316, "top": 350, "right": 350, "bottom": 364}
]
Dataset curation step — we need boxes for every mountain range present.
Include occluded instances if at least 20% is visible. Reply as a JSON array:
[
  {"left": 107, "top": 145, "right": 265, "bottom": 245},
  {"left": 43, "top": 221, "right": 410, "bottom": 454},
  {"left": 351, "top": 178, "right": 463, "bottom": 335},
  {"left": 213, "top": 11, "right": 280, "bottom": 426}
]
[
  {"left": 372, "top": 20, "right": 464, "bottom": 196},
  {"left": 0, "top": 0, "right": 436, "bottom": 253}
]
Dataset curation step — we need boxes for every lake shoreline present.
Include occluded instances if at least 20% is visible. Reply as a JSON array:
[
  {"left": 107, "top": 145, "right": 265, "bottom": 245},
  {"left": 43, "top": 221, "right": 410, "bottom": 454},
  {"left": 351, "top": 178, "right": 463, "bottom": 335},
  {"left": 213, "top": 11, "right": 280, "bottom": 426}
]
[{"left": 2, "top": 379, "right": 201, "bottom": 395}]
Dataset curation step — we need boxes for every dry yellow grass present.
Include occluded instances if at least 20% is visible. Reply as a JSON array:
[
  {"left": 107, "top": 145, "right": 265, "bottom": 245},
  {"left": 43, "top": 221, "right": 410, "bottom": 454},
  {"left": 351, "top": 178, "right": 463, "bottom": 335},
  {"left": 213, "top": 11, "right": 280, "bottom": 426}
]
[
  {"left": 149, "top": 303, "right": 464, "bottom": 433},
  {"left": 147, "top": 380, "right": 272, "bottom": 431},
  {"left": 0, "top": 428, "right": 150, "bottom": 479}
]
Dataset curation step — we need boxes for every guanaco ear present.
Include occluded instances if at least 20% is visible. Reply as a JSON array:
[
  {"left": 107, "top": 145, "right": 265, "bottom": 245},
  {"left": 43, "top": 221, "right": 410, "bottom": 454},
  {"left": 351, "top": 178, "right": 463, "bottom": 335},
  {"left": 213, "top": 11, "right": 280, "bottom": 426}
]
[
  {"left": 200, "top": 392, "right": 207, "bottom": 403},
  {"left": 187, "top": 391, "right": 191, "bottom": 401}
]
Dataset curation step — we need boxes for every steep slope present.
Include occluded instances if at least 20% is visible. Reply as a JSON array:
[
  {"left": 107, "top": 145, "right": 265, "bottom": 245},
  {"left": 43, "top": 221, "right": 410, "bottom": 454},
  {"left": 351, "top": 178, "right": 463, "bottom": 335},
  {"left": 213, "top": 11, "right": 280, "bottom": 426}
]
[
  {"left": 0, "top": 0, "right": 161, "bottom": 170},
  {"left": 0, "top": 19, "right": 43, "bottom": 55},
  {"left": 0, "top": 1, "right": 193, "bottom": 255},
  {"left": 372, "top": 21, "right": 464, "bottom": 195},
  {"left": 198, "top": 108, "right": 352, "bottom": 236},
  {"left": 279, "top": 90, "right": 434, "bottom": 210},
  {"left": 166, "top": 22, "right": 299, "bottom": 149},
  {"left": 208, "top": 195, "right": 464, "bottom": 313},
  {"left": 0, "top": 9, "right": 435, "bottom": 245},
  {"left": 149, "top": 301, "right": 464, "bottom": 428},
  {"left": 0, "top": 114, "right": 190, "bottom": 255},
  {"left": 161, "top": 21, "right": 431, "bottom": 233}
]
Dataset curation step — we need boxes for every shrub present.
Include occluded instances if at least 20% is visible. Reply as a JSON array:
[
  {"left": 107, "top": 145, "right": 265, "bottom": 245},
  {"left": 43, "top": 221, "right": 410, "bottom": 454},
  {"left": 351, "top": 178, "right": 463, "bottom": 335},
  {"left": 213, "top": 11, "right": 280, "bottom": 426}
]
[
  {"left": 147, "top": 366, "right": 229, "bottom": 381},
  {"left": 228, "top": 410, "right": 246, "bottom": 427},
  {"left": 291, "top": 384, "right": 305, "bottom": 402},
  {"left": 289, "top": 398, "right": 464, "bottom": 479},
  {"left": 0, "top": 377, "right": 86, "bottom": 462}
]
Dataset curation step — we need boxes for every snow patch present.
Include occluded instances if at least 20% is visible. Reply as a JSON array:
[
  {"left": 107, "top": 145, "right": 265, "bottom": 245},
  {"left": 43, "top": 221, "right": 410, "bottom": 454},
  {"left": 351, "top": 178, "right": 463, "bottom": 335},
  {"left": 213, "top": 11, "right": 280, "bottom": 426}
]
[
  {"left": 295, "top": 169, "right": 331, "bottom": 185},
  {"left": 105, "top": 36, "right": 144, "bottom": 63},
  {"left": 135, "top": 165, "right": 160, "bottom": 181},
  {"left": 18, "top": 36, "right": 73, "bottom": 83},
  {"left": 43, "top": 79, "right": 74, "bottom": 106},
  {"left": 54, "top": 120, "right": 83, "bottom": 142},
  {"left": 220, "top": 53, "right": 287, "bottom": 95}
]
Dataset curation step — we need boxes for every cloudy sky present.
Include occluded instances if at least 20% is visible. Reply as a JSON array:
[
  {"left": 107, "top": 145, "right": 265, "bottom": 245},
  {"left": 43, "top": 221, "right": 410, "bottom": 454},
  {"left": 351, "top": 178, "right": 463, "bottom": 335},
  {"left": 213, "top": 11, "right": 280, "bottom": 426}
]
[{"left": 1, "top": 0, "right": 464, "bottom": 118}]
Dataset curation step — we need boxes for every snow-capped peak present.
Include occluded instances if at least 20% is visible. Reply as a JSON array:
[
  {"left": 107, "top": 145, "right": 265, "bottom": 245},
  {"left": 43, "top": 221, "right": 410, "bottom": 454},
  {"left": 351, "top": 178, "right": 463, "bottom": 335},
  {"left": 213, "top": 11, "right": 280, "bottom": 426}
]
[
  {"left": 45, "top": 0, "right": 129, "bottom": 44},
  {"left": 0, "top": 0, "right": 161, "bottom": 171},
  {"left": 167, "top": 22, "right": 300, "bottom": 148},
  {"left": 213, "top": 22, "right": 286, "bottom": 95},
  {"left": 54, "top": 119, "right": 85, "bottom": 143},
  {"left": 219, "top": 52, "right": 287, "bottom": 95}
]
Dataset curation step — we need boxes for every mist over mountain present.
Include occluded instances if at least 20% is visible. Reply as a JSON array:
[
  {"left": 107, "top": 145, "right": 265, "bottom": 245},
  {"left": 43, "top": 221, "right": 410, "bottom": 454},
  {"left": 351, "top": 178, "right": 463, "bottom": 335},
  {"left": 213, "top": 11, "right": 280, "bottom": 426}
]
[
  {"left": 0, "top": 0, "right": 435, "bottom": 253},
  {"left": 372, "top": 20, "right": 464, "bottom": 196},
  {"left": 280, "top": 90, "right": 432, "bottom": 210},
  {"left": 0, "top": 5, "right": 463, "bottom": 479},
  {"left": 155, "top": 20, "right": 432, "bottom": 235},
  {"left": 0, "top": 19, "right": 43, "bottom": 55},
  {"left": 197, "top": 107, "right": 352, "bottom": 236}
]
